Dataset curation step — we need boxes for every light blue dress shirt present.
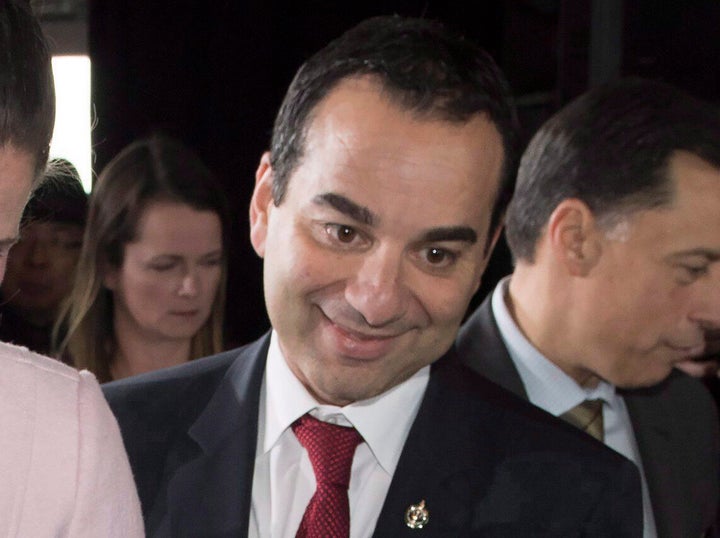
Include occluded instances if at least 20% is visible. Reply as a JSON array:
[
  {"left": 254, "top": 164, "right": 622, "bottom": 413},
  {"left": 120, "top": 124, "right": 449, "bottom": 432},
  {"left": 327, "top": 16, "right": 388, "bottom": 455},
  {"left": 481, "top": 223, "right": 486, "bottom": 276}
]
[{"left": 492, "top": 277, "right": 657, "bottom": 538}]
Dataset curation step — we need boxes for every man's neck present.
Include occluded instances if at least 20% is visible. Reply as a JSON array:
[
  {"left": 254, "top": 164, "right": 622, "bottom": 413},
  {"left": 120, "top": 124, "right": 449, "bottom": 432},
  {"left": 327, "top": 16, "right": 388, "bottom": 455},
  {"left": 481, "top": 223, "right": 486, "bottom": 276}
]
[{"left": 507, "top": 270, "right": 601, "bottom": 388}]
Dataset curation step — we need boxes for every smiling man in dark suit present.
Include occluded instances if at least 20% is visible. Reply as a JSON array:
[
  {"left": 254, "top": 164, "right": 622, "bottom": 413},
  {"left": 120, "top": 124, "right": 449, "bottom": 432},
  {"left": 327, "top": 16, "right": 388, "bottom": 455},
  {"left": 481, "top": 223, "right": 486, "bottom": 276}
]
[
  {"left": 104, "top": 16, "right": 643, "bottom": 537},
  {"left": 457, "top": 78, "right": 720, "bottom": 538}
]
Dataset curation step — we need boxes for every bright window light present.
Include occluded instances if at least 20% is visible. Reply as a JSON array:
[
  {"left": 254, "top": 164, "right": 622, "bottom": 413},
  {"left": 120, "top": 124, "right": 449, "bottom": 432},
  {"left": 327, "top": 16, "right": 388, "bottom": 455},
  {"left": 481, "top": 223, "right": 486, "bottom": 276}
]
[{"left": 50, "top": 55, "right": 92, "bottom": 193}]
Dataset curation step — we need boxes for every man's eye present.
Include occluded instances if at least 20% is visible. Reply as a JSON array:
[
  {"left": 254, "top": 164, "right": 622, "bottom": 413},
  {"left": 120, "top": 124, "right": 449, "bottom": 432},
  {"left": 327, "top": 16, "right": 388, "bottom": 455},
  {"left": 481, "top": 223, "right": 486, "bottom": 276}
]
[
  {"left": 423, "top": 247, "right": 457, "bottom": 267},
  {"left": 326, "top": 224, "right": 357, "bottom": 243}
]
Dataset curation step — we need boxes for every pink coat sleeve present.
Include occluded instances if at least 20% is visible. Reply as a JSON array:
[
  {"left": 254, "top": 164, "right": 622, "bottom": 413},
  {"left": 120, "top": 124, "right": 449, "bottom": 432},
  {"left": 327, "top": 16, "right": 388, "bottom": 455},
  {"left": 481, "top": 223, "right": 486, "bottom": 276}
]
[
  {"left": 0, "top": 343, "right": 144, "bottom": 536},
  {"left": 67, "top": 371, "right": 145, "bottom": 536}
]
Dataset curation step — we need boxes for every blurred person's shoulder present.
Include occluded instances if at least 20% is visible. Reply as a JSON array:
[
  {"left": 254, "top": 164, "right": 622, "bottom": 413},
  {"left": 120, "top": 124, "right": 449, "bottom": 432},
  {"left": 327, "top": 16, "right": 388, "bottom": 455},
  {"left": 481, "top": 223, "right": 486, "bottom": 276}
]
[
  {"left": 0, "top": 339, "right": 109, "bottom": 427},
  {"left": 0, "top": 340, "right": 145, "bottom": 536},
  {"left": 0, "top": 339, "right": 91, "bottom": 385},
  {"left": 101, "top": 337, "right": 269, "bottom": 483}
]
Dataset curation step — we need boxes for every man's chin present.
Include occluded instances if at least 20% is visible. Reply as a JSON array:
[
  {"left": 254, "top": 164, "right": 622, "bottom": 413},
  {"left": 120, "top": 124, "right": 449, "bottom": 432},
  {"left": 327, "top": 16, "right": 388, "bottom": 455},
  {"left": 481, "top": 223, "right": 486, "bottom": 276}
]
[
  {"left": 309, "top": 382, "right": 379, "bottom": 407},
  {"left": 308, "top": 366, "right": 406, "bottom": 406},
  {"left": 614, "top": 367, "right": 674, "bottom": 389}
]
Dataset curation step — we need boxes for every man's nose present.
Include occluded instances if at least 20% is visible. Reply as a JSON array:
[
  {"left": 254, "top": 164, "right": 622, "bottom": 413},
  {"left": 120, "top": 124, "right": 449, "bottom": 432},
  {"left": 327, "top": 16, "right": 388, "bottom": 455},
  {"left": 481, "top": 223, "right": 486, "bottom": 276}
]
[
  {"left": 690, "top": 274, "right": 720, "bottom": 331},
  {"left": 344, "top": 247, "right": 409, "bottom": 328}
]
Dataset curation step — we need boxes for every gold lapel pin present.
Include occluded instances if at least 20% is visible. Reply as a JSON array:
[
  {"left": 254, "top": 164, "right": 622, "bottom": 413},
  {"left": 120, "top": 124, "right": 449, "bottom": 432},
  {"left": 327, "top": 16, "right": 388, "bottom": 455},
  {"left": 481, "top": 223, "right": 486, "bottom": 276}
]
[{"left": 405, "top": 499, "right": 429, "bottom": 529}]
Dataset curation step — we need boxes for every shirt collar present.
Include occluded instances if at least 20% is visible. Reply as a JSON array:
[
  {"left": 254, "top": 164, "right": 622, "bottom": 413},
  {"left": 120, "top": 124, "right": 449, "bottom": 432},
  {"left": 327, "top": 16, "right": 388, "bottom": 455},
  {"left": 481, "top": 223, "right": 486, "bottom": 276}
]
[
  {"left": 492, "top": 277, "right": 616, "bottom": 416},
  {"left": 262, "top": 331, "right": 430, "bottom": 475}
]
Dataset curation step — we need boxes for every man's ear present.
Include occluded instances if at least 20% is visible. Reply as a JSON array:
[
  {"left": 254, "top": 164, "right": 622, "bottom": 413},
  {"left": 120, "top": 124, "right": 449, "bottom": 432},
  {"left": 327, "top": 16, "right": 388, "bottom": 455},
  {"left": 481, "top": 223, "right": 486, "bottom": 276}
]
[
  {"left": 249, "top": 152, "right": 275, "bottom": 258},
  {"left": 547, "top": 199, "right": 601, "bottom": 276}
]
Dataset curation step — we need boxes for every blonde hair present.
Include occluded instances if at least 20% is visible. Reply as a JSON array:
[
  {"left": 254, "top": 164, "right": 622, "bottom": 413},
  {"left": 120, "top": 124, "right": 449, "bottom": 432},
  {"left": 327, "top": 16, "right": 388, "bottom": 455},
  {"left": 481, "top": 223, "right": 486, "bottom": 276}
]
[{"left": 55, "top": 134, "right": 228, "bottom": 382}]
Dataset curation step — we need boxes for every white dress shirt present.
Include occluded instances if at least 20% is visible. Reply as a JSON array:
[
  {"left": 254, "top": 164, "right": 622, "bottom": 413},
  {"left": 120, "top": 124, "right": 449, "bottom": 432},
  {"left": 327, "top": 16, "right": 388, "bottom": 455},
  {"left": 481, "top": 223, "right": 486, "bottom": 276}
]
[
  {"left": 248, "top": 332, "right": 430, "bottom": 538},
  {"left": 492, "top": 277, "right": 658, "bottom": 538}
]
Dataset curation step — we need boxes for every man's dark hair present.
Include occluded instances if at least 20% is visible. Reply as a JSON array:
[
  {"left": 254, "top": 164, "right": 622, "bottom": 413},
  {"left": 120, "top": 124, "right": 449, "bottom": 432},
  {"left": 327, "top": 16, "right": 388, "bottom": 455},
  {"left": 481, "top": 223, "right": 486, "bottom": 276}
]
[
  {"left": 23, "top": 158, "right": 88, "bottom": 227},
  {"left": 269, "top": 15, "right": 518, "bottom": 244},
  {"left": 506, "top": 77, "right": 720, "bottom": 262},
  {"left": 0, "top": 0, "right": 55, "bottom": 182}
]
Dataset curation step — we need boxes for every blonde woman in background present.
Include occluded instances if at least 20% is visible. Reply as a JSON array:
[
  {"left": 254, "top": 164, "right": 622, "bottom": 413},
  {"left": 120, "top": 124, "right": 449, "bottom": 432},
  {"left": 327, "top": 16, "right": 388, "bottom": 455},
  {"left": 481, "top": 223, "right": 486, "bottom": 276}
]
[{"left": 57, "top": 134, "right": 228, "bottom": 382}]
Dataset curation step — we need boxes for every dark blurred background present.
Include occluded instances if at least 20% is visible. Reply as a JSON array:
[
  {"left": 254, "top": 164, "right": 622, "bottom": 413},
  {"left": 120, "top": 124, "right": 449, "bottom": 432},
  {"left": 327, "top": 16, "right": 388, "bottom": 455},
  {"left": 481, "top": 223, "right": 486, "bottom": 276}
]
[{"left": 36, "top": 0, "right": 720, "bottom": 346}]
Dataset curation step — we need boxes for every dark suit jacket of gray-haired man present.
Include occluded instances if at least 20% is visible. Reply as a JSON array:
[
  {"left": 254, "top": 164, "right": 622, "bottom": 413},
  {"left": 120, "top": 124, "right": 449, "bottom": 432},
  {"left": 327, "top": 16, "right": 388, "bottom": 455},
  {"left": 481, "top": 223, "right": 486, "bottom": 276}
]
[
  {"left": 458, "top": 78, "right": 720, "bottom": 538},
  {"left": 105, "top": 16, "right": 643, "bottom": 537}
]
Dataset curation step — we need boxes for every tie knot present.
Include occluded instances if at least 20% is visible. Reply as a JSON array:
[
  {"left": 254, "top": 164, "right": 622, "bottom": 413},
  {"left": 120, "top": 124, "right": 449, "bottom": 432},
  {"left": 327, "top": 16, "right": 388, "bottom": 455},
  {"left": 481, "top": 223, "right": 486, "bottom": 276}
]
[
  {"left": 560, "top": 399, "right": 604, "bottom": 442},
  {"left": 292, "top": 414, "right": 363, "bottom": 489}
]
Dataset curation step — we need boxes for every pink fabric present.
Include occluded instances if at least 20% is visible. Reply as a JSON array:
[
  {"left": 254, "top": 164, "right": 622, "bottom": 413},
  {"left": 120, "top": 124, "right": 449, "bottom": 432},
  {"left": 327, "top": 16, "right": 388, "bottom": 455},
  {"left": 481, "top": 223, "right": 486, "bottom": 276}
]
[
  {"left": 292, "top": 414, "right": 363, "bottom": 538},
  {"left": 0, "top": 342, "right": 144, "bottom": 536}
]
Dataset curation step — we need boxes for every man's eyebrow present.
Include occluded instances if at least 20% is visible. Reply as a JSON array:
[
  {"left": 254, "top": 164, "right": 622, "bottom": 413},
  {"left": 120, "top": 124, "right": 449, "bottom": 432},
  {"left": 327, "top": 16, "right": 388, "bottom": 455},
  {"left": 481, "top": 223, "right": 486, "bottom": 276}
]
[
  {"left": 667, "top": 248, "right": 720, "bottom": 263},
  {"left": 312, "top": 193, "right": 477, "bottom": 243},
  {"left": 420, "top": 226, "right": 478, "bottom": 244},
  {"left": 313, "top": 193, "right": 376, "bottom": 225}
]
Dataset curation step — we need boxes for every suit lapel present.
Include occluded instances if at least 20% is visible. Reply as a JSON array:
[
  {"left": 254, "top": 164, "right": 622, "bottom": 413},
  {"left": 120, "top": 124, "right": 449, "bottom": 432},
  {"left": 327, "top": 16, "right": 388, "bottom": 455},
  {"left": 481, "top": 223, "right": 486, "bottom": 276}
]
[
  {"left": 160, "top": 336, "right": 269, "bottom": 536},
  {"left": 373, "top": 351, "right": 501, "bottom": 537},
  {"left": 623, "top": 387, "right": 681, "bottom": 538},
  {"left": 457, "top": 295, "right": 528, "bottom": 398}
]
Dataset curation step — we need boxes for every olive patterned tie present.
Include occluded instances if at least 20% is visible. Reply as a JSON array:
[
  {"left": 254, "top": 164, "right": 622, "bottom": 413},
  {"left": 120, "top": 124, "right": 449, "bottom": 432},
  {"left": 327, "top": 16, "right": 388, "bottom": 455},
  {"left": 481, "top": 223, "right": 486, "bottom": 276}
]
[{"left": 560, "top": 399, "right": 604, "bottom": 441}]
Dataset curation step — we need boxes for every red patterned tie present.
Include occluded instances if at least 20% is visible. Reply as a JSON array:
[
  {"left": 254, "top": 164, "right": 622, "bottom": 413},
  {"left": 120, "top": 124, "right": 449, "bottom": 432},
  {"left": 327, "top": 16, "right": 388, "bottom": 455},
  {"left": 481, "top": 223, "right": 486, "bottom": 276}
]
[{"left": 292, "top": 414, "right": 363, "bottom": 538}]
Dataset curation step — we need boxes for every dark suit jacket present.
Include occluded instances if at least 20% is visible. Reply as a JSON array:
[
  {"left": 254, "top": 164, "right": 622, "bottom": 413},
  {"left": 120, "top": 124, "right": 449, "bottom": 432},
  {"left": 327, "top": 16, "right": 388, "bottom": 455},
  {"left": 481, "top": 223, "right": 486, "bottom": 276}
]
[
  {"left": 104, "top": 333, "right": 644, "bottom": 537},
  {"left": 457, "top": 296, "right": 720, "bottom": 538}
]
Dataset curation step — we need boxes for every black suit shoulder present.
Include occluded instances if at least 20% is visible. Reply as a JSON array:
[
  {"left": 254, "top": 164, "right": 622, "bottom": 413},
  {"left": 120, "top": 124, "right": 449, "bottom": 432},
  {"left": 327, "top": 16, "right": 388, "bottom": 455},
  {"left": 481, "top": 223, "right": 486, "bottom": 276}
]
[
  {"left": 377, "top": 351, "right": 644, "bottom": 536},
  {"left": 429, "top": 349, "right": 636, "bottom": 465},
  {"left": 103, "top": 345, "right": 243, "bottom": 401},
  {"left": 102, "top": 341, "right": 265, "bottom": 521},
  {"left": 655, "top": 369, "right": 718, "bottom": 466},
  {"left": 626, "top": 367, "right": 717, "bottom": 418},
  {"left": 623, "top": 368, "right": 719, "bottom": 534},
  {"left": 104, "top": 347, "right": 242, "bottom": 437},
  {"left": 629, "top": 368, "right": 719, "bottom": 453}
]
